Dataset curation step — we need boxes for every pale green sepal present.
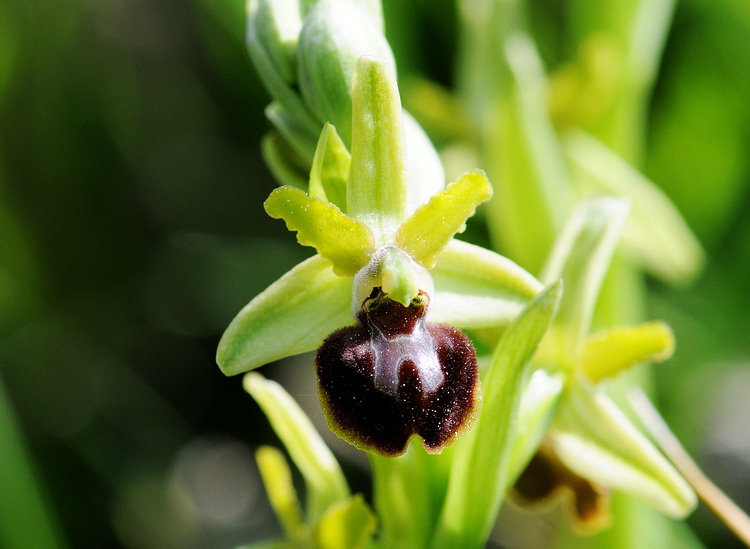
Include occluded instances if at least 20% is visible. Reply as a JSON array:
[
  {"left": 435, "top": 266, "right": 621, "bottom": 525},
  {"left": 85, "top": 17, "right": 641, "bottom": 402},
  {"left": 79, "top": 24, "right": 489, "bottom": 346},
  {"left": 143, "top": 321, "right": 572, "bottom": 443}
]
[
  {"left": 264, "top": 187, "right": 375, "bottom": 276},
  {"left": 251, "top": 0, "right": 305, "bottom": 84},
  {"left": 266, "top": 102, "right": 317, "bottom": 165},
  {"left": 541, "top": 197, "right": 629, "bottom": 364},
  {"left": 347, "top": 57, "right": 407, "bottom": 235},
  {"left": 244, "top": 373, "right": 350, "bottom": 523},
  {"left": 551, "top": 379, "right": 697, "bottom": 518},
  {"left": 396, "top": 170, "right": 492, "bottom": 269},
  {"left": 297, "top": 0, "right": 395, "bottom": 145},
  {"left": 261, "top": 132, "right": 308, "bottom": 189},
  {"left": 255, "top": 446, "right": 306, "bottom": 541},
  {"left": 582, "top": 321, "right": 675, "bottom": 383},
  {"left": 429, "top": 239, "right": 542, "bottom": 329},
  {"left": 217, "top": 255, "right": 354, "bottom": 375},
  {"left": 403, "top": 111, "right": 446, "bottom": 215},
  {"left": 505, "top": 368, "right": 565, "bottom": 486},
  {"left": 312, "top": 495, "right": 377, "bottom": 549},
  {"left": 308, "top": 123, "right": 350, "bottom": 211},
  {"left": 564, "top": 130, "right": 704, "bottom": 285},
  {"left": 433, "top": 281, "right": 562, "bottom": 549}
]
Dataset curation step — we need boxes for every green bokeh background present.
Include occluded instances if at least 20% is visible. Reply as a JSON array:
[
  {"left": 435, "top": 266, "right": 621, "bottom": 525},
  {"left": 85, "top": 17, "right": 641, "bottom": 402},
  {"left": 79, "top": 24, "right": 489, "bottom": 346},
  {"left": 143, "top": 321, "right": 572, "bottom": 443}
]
[{"left": 0, "top": 0, "right": 748, "bottom": 547}]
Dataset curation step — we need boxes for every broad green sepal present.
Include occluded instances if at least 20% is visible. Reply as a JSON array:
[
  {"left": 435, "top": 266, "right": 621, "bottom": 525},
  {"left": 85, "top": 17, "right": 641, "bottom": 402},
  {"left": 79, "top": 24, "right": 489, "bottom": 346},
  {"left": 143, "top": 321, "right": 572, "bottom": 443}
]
[
  {"left": 255, "top": 446, "right": 306, "bottom": 541},
  {"left": 298, "top": 0, "right": 396, "bottom": 146},
  {"left": 564, "top": 130, "right": 704, "bottom": 285},
  {"left": 313, "top": 495, "right": 377, "bottom": 549},
  {"left": 264, "top": 187, "right": 375, "bottom": 275},
  {"left": 348, "top": 56, "right": 407, "bottom": 235},
  {"left": 541, "top": 197, "right": 629, "bottom": 365},
  {"left": 309, "top": 123, "right": 350, "bottom": 211},
  {"left": 429, "top": 239, "right": 542, "bottom": 328},
  {"left": 434, "top": 281, "right": 562, "bottom": 549},
  {"left": 217, "top": 255, "right": 354, "bottom": 375},
  {"left": 244, "top": 373, "right": 350, "bottom": 523},
  {"left": 582, "top": 321, "right": 675, "bottom": 383},
  {"left": 396, "top": 170, "right": 493, "bottom": 269},
  {"left": 551, "top": 379, "right": 697, "bottom": 518}
]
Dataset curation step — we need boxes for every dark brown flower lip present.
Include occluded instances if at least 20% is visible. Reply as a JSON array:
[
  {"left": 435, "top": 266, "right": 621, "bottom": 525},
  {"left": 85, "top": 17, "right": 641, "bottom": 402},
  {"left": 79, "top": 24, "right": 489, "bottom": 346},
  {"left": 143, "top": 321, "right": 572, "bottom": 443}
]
[{"left": 315, "top": 287, "right": 481, "bottom": 457}]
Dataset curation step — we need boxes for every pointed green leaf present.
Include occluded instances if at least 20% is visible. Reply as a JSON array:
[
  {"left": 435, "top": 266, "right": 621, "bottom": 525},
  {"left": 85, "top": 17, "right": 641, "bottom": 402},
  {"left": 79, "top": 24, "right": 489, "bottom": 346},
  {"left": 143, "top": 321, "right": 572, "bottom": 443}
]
[
  {"left": 313, "top": 495, "right": 377, "bottom": 549},
  {"left": 244, "top": 373, "right": 350, "bottom": 523},
  {"left": 541, "top": 197, "right": 629, "bottom": 364},
  {"left": 217, "top": 255, "right": 354, "bottom": 375},
  {"left": 309, "top": 123, "right": 350, "bottom": 211},
  {"left": 264, "top": 187, "right": 375, "bottom": 275},
  {"left": 347, "top": 57, "right": 407, "bottom": 235},
  {"left": 429, "top": 239, "right": 542, "bottom": 328},
  {"left": 396, "top": 170, "right": 492, "bottom": 269},
  {"left": 551, "top": 380, "right": 696, "bottom": 518},
  {"left": 433, "top": 281, "right": 562, "bottom": 549},
  {"left": 582, "top": 321, "right": 675, "bottom": 383},
  {"left": 255, "top": 446, "right": 306, "bottom": 541},
  {"left": 564, "top": 130, "right": 704, "bottom": 285}
]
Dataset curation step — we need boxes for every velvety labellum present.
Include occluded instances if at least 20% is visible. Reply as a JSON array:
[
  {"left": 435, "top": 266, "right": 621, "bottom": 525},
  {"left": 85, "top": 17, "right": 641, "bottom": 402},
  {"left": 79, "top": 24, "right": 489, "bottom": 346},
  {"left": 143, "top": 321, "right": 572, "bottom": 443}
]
[{"left": 315, "top": 288, "right": 480, "bottom": 457}]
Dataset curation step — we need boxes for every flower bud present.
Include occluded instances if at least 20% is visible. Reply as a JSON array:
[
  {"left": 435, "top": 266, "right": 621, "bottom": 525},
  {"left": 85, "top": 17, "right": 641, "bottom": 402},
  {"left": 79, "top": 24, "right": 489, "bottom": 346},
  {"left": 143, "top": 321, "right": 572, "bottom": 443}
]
[
  {"left": 250, "top": 0, "right": 306, "bottom": 85},
  {"left": 315, "top": 287, "right": 480, "bottom": 457},
  {"left": 298, "top": 0, "right": 396, "bottom": 146}
]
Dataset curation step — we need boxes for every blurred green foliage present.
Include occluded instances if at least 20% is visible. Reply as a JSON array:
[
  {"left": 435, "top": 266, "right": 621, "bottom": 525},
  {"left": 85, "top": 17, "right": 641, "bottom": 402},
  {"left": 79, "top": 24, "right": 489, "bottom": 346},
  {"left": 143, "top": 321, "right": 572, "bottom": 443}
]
[{"left": 0, "top": 0, "right": 749, "bottom": 547}]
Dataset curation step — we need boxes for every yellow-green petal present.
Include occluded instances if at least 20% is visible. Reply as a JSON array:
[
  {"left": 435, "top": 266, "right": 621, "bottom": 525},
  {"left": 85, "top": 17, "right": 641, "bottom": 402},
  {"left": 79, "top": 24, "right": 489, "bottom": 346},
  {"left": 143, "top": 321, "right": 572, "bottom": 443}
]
[
  {"left": 255, "top": 446, "right": 306, "bottom": 541},
  {"left": 264, "top": 186, "right": 375, "bottom": 275},
  {"left": 309, "top": 123, "right": 350, "bottom": 211},
  {"left": 244, "top": 373, "right": 350, "bottom": 524},
  {"left": 582, "top": 321, "right": 675, "bottom": 383},
  {"left": 396, "top": 170, "right": 493, "bottom": 269}
]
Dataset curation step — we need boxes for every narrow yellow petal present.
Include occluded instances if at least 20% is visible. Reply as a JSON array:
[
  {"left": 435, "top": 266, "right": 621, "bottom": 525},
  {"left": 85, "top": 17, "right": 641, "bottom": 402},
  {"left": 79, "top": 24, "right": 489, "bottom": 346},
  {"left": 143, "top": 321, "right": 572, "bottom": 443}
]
[
  {"left": 396, "top": 170, "right": 492, "bottom": 269},
  {"left": 264, "top": 186, "right": 375, "bottom": 275},
  {"left": 581, "top": 321, "right": 675, "bottom": 383}
]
